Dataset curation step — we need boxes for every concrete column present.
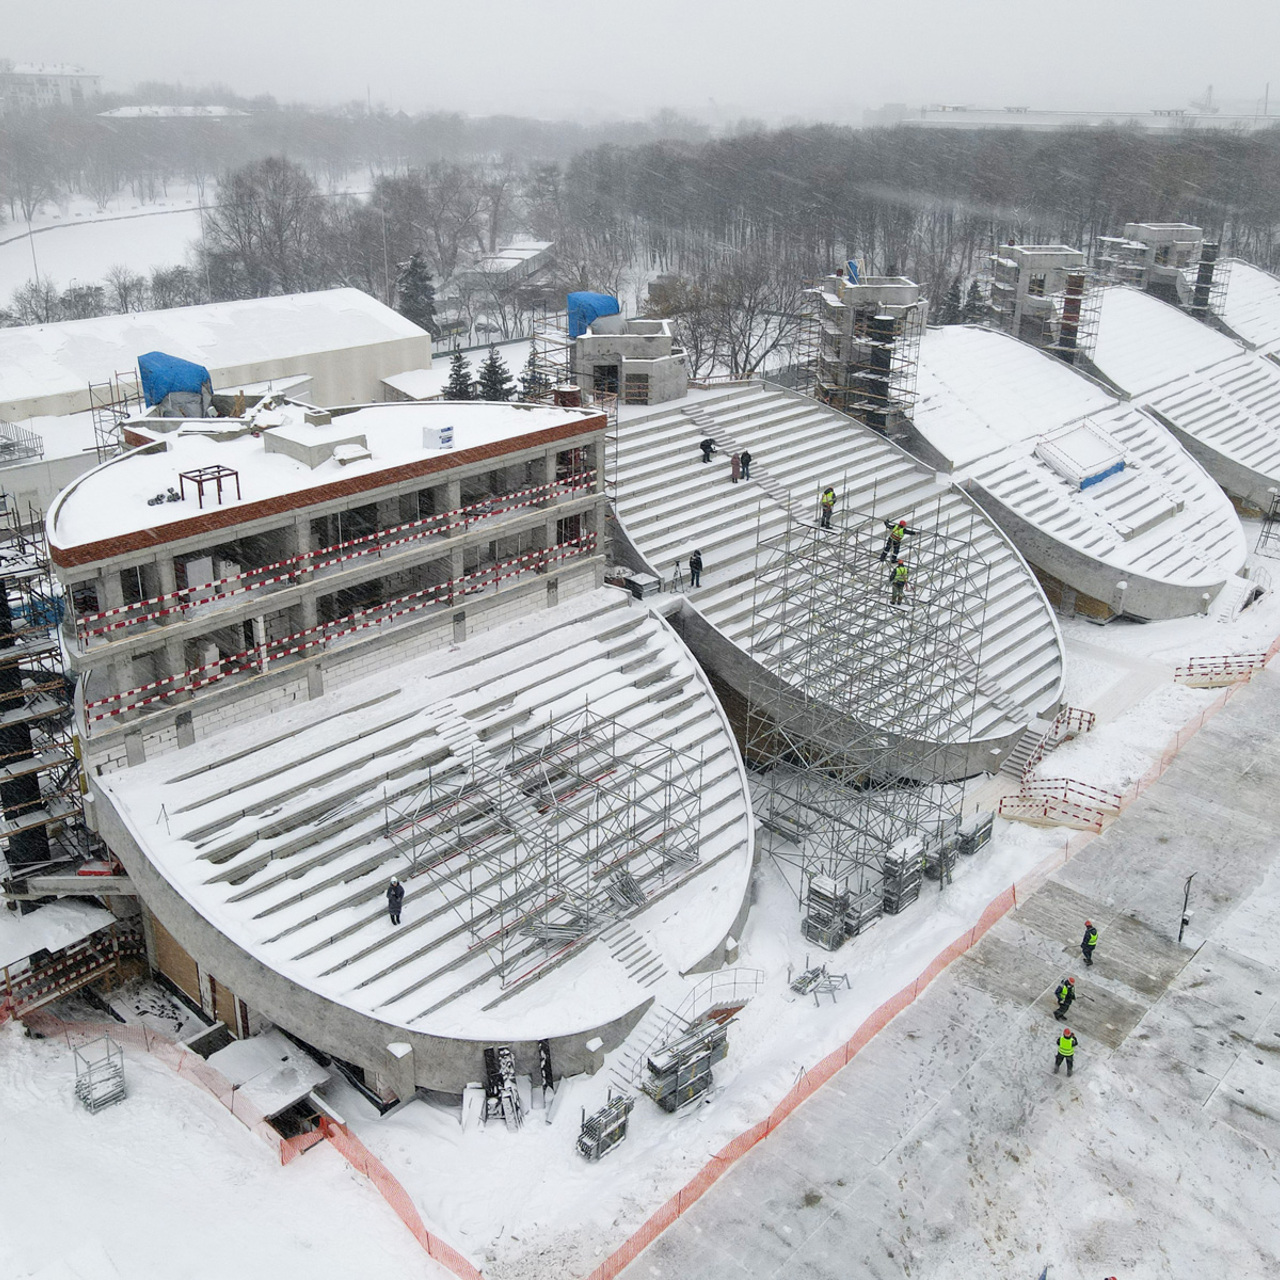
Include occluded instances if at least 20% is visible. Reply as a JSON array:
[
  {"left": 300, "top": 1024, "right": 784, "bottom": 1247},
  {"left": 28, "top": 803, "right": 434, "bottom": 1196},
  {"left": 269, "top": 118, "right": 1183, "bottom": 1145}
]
[{"left": 100, "top": 570, "right": 125, "bottom": 611}]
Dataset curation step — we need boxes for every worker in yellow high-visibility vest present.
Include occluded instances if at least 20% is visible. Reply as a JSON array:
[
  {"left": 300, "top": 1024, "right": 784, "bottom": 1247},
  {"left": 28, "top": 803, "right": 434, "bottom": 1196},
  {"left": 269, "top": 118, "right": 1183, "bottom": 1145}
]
[
  {"left": 1053, "top": 1028, "right": 1078, "bottom": 1077},
  {"left": 890, "top": 559, "right": 909, "bottom": 605}
]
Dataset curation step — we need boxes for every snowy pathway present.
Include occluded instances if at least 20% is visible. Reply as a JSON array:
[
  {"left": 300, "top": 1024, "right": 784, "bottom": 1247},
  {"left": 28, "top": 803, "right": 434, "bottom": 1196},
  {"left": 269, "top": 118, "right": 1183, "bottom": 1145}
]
[{"left": 621, "top": 668, "right": 1280, "bottom": 1279}]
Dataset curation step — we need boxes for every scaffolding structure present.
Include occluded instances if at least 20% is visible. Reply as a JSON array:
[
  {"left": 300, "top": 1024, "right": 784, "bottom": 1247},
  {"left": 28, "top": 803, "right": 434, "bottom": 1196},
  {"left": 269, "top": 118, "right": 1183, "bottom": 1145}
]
[
  {"left": 0, "top": 420, "right": 44, "bottom": 466},
  {"left": 0, "top": 496, "right": 96, "bottom": 881},
  {"left": 745, "top": 501, "right": 988, "bottom": 948},
  {"left": 385, "top": 706, "right": 705, "bottom": 1001},
  {"left": 1255, "top": 491, "right": 1280, "bottom": 559},
  {"left": 986, "top": 250, "right": 1103, "bottom": 366},
  {"left": 88, "top": 370, "right": 141, "bottom": 463},
  {"left": 1092, "top": 235, "right": 1230, "bottom": 323},
  {"left": 799, "top": 276, "right": 924, "bottom": 432}
]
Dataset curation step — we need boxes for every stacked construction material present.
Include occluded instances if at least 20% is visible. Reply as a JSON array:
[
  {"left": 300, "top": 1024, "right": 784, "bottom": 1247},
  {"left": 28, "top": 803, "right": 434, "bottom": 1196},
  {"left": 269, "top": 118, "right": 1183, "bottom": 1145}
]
[
  {"left": 73, "top": 1035, "right": 126, "bottom": 1113},
  {"left": 642, "top": 1019, "right": 730, "bottom": 1113},
  {"left": 959, "top": 810, "right": 994, "bottom": 856},
  {"left": 882, "top": 847, "right": 923, "bottom": 914},
  {"left": 801, "top": 874, "right": 849, "bottom": 951},
  {"left": 483, "top": 1045, "right": 523, "bottom": 1131},
  {"left": 923, "top": 817, "right": 961, "bottom": 883},
  {"left": 576, "top": 1094, "right": 636, "bottom": 1160}
]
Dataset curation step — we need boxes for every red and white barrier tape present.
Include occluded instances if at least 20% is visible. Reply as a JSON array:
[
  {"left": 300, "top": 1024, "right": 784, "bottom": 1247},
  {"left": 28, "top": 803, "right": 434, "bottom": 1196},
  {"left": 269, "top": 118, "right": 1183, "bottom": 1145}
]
[
  {"left": 76, "top": 472, "right": 596, "bottom": 638},
  {"left": 86, "top": 535, "right": 596, "bottom": 720}
]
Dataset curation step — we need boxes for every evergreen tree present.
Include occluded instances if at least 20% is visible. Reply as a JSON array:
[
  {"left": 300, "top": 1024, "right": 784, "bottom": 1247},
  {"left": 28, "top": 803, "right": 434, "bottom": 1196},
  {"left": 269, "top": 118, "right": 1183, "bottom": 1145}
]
[
  {"left": 962, "top": 280, "right": 987, "bottom": 325},
  {"left": 519, "top": 348, "right": 550, "bottom": 400},
  {"left": 477, "top": 344, "right": 516, "bottom": 401},
  {"left": 937, "top": 277, "right": 963, "bottom": 326},
  {"left": 395, "top": 251, "right": 438, "bottom": 336},
  {"left": 444, "top": 348, "right": 474, "bottom": 400}
]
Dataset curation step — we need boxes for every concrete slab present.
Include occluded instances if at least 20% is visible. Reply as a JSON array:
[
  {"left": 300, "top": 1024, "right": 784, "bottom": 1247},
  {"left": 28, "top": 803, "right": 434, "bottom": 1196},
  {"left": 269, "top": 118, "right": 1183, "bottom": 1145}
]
[
  {"left": 1174, "top": 941, "right": 1277, "bottom": 1029},
  {"left": 1122, "top": 987, "right": 1258, "bottom": 1080},
  {"left": 1007, "top": 879, "right": 1102, "bottom": 947},
  {"left": 957, "top": 933, "right": 1061, "bottom": 1008},
  {"left": 1205, "top": 1052, "right": 1280, "bottom": 1149},
  {"left": 1034, "top": 982, "right": 1148, "bottom": 1050}
]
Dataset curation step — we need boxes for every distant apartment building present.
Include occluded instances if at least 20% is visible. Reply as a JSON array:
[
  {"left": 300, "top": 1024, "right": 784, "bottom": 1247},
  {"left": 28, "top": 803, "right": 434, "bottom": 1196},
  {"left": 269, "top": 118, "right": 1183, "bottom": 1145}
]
[{"left": 0, "top": 61, "right": 102, "bottom": 115}]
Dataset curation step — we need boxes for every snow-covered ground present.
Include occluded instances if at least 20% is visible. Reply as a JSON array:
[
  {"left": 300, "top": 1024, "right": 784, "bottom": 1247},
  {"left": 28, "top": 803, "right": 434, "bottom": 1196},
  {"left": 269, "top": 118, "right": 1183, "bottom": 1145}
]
[
  {"left": 3, "top": 530, "right": 1280, "bottom": 1279},
  {"left": 0, "top": 190, "right": 208, "bottom": 298},
  {"left": 0, "top": 1021, "right": 440, "bottom": 1280}
]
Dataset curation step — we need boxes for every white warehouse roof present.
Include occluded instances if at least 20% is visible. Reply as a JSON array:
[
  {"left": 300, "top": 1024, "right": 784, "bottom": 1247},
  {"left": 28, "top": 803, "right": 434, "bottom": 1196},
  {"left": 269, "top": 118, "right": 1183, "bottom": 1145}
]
[{"left": 0, "top": 289, "right": 432, "bottom": 423}]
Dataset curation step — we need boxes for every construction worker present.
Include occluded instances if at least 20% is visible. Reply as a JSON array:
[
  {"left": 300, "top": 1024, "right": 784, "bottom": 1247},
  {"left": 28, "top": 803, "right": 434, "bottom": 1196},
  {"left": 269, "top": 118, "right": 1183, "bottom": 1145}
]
[
  {"left": 820, "top": 485, "right": 837, "bottom": 529},
  {"left": 1053, "top": 1027, "right": 1078, "bottom": 1076},
  {"left": 688, "top": 549, "right": 703, "bottom": 588},
  {"left": 890, "top": 559, "right": 909, "bottom": 605},
  {"left": 386, "top": 876, "right": 405, "bottom": 926},
  {"left": 1082, "top": 920, "right": 1098, "bottom": 967},
  {"left": 1053, "top": 975, "right": 1076, "bottom": 1020},
  {"left": 879, "top": 516, "right": 918, "bottom": 562},
  {"left": 699, "top": 437, "right": 717, "bottom": 464},
  {"left": 740, "top": 449, "right": 752, "bottom": 480}
]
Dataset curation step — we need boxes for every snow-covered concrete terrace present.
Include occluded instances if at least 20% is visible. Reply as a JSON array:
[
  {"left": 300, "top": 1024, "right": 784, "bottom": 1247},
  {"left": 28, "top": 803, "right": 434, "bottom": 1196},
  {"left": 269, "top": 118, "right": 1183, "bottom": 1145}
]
[
  {"left": 1092, "top": 285, "right": 1280, "bottom": 510},
  {"left": 612, "top": 383, "right": 1064, "bottom": 768},
  {"left": 914, "top": 325, "right": 1246, "bottom": 619},
  {"left": 94, "top": 589, "right": 754, "bottom": 1085}
]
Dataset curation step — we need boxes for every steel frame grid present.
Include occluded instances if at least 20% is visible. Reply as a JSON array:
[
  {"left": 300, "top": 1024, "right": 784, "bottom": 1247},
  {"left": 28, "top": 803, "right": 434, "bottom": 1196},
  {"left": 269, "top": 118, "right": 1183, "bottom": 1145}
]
[
  {"left": 382, "top": 704, "right": 705, "bottom": 1009},
  {"left": 1255, "top": 490, "right": 1280, "bottom": 559},
  {"left": 0, "top": 495, "right": 101, "bottom": 874},
  {"left": 744, "top": 499, "right": 988, "bottom": 943}
]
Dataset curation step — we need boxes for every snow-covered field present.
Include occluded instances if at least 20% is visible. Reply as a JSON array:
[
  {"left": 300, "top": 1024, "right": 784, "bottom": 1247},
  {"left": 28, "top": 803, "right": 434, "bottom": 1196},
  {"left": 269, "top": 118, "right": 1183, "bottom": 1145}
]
[
  {"left": 0, "top": 191, "right": 207, "bottom": 298},
  {"left": 3, "top": 526, "right": 1279, "bottom": 1280}
]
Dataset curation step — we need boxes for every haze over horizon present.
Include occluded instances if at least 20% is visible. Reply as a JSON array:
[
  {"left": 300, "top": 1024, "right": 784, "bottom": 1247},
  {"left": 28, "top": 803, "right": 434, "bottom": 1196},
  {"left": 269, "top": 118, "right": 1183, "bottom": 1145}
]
[{"left": 5, "top": 0, "right": 1279, "bottom": 123}]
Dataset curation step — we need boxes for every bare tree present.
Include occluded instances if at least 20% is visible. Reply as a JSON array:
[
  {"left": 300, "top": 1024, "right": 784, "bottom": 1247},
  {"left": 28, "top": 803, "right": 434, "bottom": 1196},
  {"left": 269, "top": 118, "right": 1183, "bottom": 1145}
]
[
  {"left": 104, "top": 265, "right": 149, "bottom": 313},
  {"left": 201, "top": 156, "right": 328, "bottom": 296}
]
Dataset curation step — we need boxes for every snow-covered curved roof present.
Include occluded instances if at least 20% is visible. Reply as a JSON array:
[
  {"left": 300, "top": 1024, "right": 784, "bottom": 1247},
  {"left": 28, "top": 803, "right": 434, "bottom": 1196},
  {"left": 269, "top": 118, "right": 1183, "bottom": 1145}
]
[
  {"left": 914, "top": 327, "right": 1245, "bottom": 617},
  {"left": 1091, "top": 285, "right": 1280, "bottom": 509},
  {"left": 1219, "top": 258, "right": 1280, "bottom": 354},
  {"left": 97, "top": 591, "right": 754, "bottom": 1042},
  {"left": 1093, "top": 285, "right": 1243, "bottom": 397},
  {"left": 915, "top": 326, "right": 1115, "bottom": 468}
]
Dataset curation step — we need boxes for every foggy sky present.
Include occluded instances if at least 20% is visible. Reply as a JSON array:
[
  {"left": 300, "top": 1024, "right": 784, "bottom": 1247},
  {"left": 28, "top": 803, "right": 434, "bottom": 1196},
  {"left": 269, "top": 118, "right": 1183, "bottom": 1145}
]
[{"left": 6, "top": 0, "right": 1280, "bottom": 122}]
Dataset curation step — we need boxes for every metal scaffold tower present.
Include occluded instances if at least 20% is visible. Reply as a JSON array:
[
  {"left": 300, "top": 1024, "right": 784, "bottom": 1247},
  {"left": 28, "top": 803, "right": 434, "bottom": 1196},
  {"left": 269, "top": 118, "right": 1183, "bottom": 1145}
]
[
  {"left": 88, "top": 370, "right": 141, "bottom": 463},
  {"left": 798, "top": 274, "right": 924, "bottom": 433},
  {"left": 745, "top": 500, "right": 989, "bottom": 948},
  {"left": 0, "top": 496, "right": 98, "bottom": 886},
  {"left": 385, "top": 706, "right": 704, "bottom": 1009}
]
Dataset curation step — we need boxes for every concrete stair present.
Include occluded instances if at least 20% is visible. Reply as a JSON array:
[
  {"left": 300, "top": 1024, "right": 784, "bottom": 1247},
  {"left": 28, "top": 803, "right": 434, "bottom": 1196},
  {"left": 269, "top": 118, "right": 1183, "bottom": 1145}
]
[{"left": 613, "top": 384, "right": 1065, "bottom": 743}]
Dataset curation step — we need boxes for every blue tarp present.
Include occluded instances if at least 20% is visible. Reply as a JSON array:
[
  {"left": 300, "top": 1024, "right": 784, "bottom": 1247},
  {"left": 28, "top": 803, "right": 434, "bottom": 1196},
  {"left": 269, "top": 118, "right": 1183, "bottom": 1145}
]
[
  {"left": 566, "top": 292, "right": 621, "bottom": 340},
  {"left": 137, "top": 351, "right": 212, "bottom": 407}
]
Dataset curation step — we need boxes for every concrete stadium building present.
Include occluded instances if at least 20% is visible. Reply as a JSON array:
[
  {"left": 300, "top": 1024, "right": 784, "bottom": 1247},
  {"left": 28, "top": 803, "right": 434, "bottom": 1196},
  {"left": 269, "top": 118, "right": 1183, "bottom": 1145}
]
[
  {"left": 51, "top": 397, "right": 753, "bottom": 1100},
  {"left": 910, "top": 325, "right": 1247, "bottom": 621}
]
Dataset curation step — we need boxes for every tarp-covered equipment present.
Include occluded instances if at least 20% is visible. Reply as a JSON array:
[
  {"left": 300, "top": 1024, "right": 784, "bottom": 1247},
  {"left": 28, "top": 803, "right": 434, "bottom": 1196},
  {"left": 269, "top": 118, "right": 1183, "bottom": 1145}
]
[{"left": 566, "top": 292, "right": 621, "bottom": 340}]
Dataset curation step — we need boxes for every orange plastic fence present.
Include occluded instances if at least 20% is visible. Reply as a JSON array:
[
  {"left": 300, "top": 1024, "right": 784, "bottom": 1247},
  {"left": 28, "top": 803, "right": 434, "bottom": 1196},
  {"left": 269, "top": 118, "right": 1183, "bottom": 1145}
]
[
  {"left": 316, "top": 1118, "right": 483, "bottom": 1280},
  {"left": 582, "top": 672, "right": 1265, "bottom": 1280},
  {"left": 21, "top": 1011, "right": 283, "bottom": 1150}
]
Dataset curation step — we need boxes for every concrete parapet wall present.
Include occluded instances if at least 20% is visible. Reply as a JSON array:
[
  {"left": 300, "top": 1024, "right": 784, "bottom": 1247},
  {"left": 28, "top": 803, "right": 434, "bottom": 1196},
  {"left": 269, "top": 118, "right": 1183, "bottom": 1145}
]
[
  {"left": 93, "top": 784, "right": 650, "bottom": 1095},
  {"left": 964, "top": 478, "right": 1233, "bottom": 621}
]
